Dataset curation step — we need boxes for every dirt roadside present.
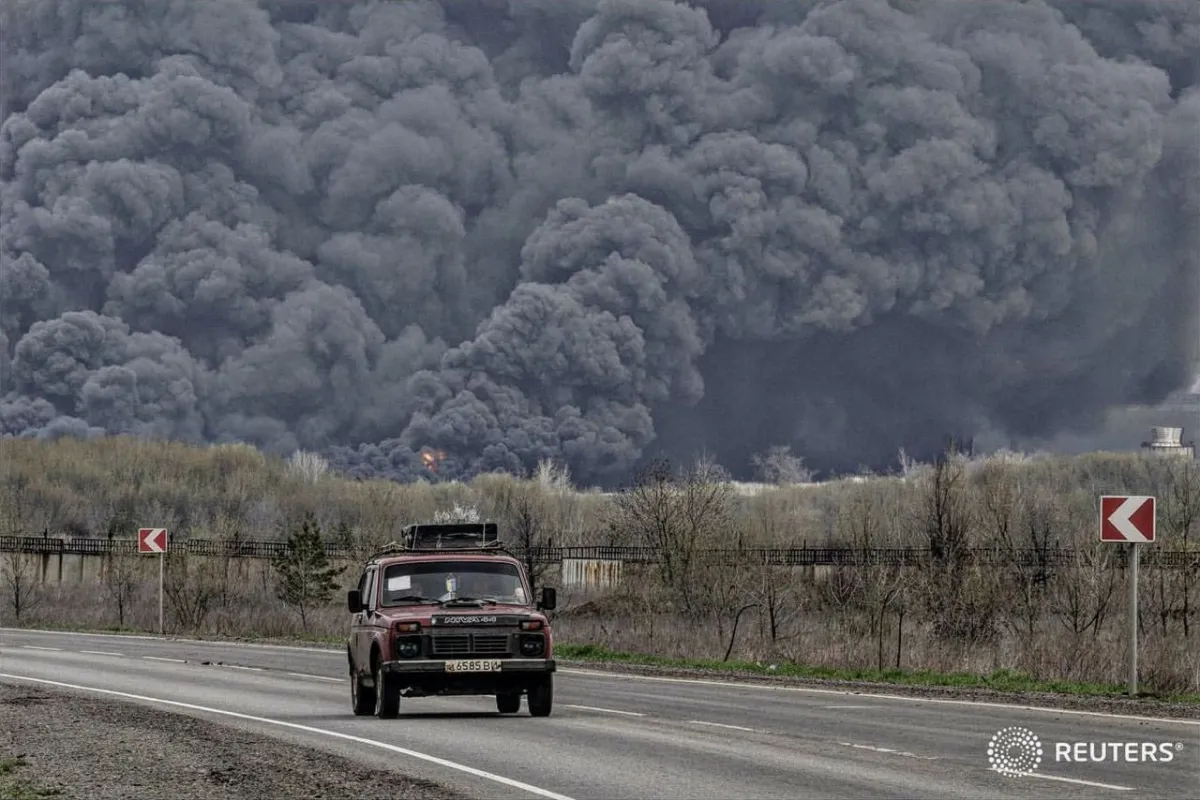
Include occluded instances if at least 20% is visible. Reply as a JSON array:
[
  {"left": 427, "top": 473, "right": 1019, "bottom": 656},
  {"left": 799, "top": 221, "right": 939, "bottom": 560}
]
[{"left": 0, "top": 682, "right": 468, "bottom": 800}]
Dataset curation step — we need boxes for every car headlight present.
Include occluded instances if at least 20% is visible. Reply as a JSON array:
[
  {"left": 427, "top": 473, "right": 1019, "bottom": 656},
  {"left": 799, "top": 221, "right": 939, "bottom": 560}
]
[
  {"left": 519, "top": 634, "right": 545, "bottom": 657},
  {"left": 397, "top": 636, "right": 421, "bottom": 659}
]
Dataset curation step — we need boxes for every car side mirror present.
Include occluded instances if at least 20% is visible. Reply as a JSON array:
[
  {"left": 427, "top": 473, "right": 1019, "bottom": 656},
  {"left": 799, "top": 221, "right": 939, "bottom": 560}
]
[
  {"left": 347, "top": 590, "right": 363, "bottom": 614},
  {"left": 538, "top": 586, "right": 557, "bottom": 611}
]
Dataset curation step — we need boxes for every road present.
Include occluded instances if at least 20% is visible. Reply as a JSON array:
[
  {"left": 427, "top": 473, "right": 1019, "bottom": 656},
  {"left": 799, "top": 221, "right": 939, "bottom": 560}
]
[{"left": 1, "top": 628, "right": 1196, "bottom": 799}]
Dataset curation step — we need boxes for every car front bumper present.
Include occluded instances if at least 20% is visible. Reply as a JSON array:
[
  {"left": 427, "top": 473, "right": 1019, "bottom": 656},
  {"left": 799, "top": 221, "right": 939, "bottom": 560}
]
[{"left": 381, "top": 658, "right": 556, "bottom": 674}]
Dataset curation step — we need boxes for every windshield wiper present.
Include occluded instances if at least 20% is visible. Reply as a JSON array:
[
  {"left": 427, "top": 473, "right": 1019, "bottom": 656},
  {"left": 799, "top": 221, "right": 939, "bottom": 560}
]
[
  {"left": 391, "top": 594, "right": 438, "bottom": 604},
  {"left": 440, "top": 596, "right": 498, "bottom": 606}
]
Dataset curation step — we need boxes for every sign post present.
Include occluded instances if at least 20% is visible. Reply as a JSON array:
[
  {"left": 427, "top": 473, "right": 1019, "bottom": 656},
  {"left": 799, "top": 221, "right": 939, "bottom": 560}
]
[
  {"left": 137, "top": 527, "right": 168, "bottom": 635},
  {"left": 1100, "top": 496, "right": 1155, "bottom": 697}
]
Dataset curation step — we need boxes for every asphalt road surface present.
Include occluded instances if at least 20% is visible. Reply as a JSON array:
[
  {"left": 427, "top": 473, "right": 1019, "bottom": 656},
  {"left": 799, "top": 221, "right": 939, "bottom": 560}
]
[{"left": 1, "top": 629, "right": 1196, "bottom": 800}]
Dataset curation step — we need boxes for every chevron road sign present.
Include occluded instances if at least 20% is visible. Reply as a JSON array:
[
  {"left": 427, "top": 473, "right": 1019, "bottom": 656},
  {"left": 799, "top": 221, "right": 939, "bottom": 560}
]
[
  {"left": 137, "top": 527, "right": 169, "bottom": 635},
  {"left": 137, "top": 527, "right": 168, "bottom": 553},
  {"left": 1100, "top": 496, "right": 1155, "bottom": 543},
  {"left": 1100, "top": 494, "right": 1156, "bottom": 699}
]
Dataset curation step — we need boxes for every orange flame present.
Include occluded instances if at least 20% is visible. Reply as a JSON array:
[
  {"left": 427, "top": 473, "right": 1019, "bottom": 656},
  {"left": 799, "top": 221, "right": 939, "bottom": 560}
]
[{"left": 421, "top": 448, "right": 447, "bottom": 474}]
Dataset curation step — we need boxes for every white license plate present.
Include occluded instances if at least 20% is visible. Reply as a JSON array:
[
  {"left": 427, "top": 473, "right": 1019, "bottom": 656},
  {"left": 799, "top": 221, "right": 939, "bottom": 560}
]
[{"left": 444, "top": 659, "right": 502, "bottom": 673}]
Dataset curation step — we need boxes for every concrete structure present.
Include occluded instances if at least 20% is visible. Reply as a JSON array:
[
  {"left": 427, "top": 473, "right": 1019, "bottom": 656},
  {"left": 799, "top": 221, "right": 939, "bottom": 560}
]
[
  {"left": 1141, "top": 426, "right": 1196, "bottom": 458},
  {"left": 561, "top": 558, "right": 623, "bottom": 589}
]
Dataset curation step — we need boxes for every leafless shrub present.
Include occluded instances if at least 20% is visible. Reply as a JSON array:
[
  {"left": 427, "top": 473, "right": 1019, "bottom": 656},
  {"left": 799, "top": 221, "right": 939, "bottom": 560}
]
[
  {"left": 751, "top": 445, "right": 813, "bottom": 485},
  {"left": 0, "top": 551, "right": 44, "bottom": 623},
  {"left": 287, "top": 450, "right": 330, "bottom": 484},
  {"left": 432, "top": 503, "right": 481, "bottom": 524}
]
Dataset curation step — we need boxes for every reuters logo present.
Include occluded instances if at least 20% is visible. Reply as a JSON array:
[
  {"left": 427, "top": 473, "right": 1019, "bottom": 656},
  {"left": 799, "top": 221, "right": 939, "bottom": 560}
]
[{"left": 988, "top": 726, "right": 1043, "bottom": 776}]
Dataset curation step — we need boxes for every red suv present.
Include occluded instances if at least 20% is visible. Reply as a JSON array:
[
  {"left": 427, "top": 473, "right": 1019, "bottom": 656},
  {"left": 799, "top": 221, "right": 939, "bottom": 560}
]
[{"left": 346, "top": 522, "right": 558, "bottom": 718}]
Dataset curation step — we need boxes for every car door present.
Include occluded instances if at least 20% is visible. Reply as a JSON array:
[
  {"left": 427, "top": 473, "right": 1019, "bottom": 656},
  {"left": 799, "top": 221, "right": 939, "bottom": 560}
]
[
  {"left": 351, "top": 568, "right": 374, "bottom": 671},
  {"left": 361, "top": 566, "right": 379, "bottom": 663}
]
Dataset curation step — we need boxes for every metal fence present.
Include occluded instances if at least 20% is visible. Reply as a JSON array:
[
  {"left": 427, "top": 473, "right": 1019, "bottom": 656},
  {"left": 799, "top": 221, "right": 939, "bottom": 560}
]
[{"left": 0, "top": 535, "right": 1195, "bottom": 569}]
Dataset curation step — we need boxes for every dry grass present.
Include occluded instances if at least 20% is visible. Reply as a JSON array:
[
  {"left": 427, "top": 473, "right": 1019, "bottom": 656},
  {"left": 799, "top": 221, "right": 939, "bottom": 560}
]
[{"left": 1, "top": 436, "right": 1198, "bottom": 694}]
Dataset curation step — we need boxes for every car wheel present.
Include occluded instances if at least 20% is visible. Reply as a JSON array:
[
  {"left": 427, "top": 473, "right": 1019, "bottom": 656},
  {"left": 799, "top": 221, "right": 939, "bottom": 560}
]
[
  {"left": 374, "top": 657, "right": 400, "bottom": 719},
  {"left": 496, "top": 692, "right": 521, "bottom": 714},
  {"left": 527, "top": 676, "right": 552, "bottom": 718},
  {"left": 351, "top": 666, "right": 375, "bottom": 716}
]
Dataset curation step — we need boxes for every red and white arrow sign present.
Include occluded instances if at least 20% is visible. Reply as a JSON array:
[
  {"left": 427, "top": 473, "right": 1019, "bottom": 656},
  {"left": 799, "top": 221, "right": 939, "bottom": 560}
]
[
  {"left": 1100, "top": 496, "right": 1155, "bottom": 543},
  {"left": 137, "top": 527, "right": 168, "bottom": 553}
]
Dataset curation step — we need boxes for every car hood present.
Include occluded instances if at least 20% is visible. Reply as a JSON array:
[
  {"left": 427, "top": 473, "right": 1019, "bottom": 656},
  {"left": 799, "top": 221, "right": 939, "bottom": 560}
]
[{"left": 381, "top": 603, "right": 544, "bottom": 623}]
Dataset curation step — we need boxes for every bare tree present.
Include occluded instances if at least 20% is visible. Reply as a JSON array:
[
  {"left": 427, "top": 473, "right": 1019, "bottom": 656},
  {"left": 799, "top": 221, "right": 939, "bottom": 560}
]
[
  {"left": 745, "top": 493, "right": 805, "bottom": 644},
  {"left": 0, "top": 550, "right": 44, "bottom": 623},
  {"left": 850, "top": 483, "right": 913, "bottom": 669},
  {"left": 164, "top": 551, "right": 221, "bottom": 633},
  {"left": 914, "top": 446, "right": 995, "bottom": 642},
  {"left": 101, "top": 552, "right": 142, "bottom": 629},
  {"left": 751, "top": 445, "right": 813, "bottom": 485},
  {"left": 674, "top": 454, "right": 736, "bottom": 612},
  {"left": 432, "top": 503, "right": 482, "bottom": 524},
  {"left": 1052, "top": 527, "right": 1119, "bottom": 639},
  {"left": 97, "top": 501, "right": 141, "bottom": 628},
  {"left": 604, "top": 455, "right": 734, "bottom": 612},
  {"left": 287, "top": 450, "right": 329, "bottom": 483},
  {"left": 489, "top": 479, "right": 554, "bottom": 597},
  {"left": 206, "top": 509, "right": 254, "bottom": 635},
  {"left": 0, "top": 474, "right": 49, "bottom": 622},
  {"left": 604, "top": 458, "right": 682, "bottom": 587},
  {"left": 153, "top": 509, "right": 220, "bottom": 634},
  {"left": 1156, "top": 459, "right": 1199, "bottom": 637},
  {"left": 979, "top": 465, "right": 1056, "bottom": 641},
  {"left": 534, "top": 458, "right": 573, "bottom": 492}
]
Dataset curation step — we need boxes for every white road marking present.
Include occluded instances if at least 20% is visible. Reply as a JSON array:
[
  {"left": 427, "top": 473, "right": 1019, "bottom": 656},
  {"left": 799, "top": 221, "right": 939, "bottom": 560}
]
[
  {"left": 564, "top": 704, "right": 645, "bottom": 717},
  {"left": 989, "top": 767, "right": 1133, "bottom": 792},
  {"left": 688, "top": 720, "right": 757, "bottom": 732},
  {"left": 215, "top": 664, "right": 262, "bottom": 672},
  {"left": 838, "top": 742, "right": 938, "bottom": 760},
  {"left": 560, "top": 669, "right": 1200, "bottom": 726},
  {"left": 285, "top": 672, "right": 342, "bottom": 683},
  {"left": 19, "top": 645, "right": 63, "bottom": 652},
  {"left": 142, "top": 656, "right": 186, "bottom": 663},
  {"left": 0, "top": 673, "right": 577, "bottom": 800},
  {"left": 80, "top": 650, "right": 124, "bottom": 657}
]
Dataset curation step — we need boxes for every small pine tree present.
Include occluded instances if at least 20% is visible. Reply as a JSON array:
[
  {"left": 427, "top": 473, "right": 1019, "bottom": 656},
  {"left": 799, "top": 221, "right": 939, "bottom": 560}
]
[{"left": 272, "top": 512, "right": 342, "bottom": 633}]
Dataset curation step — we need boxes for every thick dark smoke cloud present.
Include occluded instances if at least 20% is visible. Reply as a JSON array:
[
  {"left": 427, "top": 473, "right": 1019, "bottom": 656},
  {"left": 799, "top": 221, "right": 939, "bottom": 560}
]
[{"left": 2, "top": 0, "right": 1197, "bottom": 483}]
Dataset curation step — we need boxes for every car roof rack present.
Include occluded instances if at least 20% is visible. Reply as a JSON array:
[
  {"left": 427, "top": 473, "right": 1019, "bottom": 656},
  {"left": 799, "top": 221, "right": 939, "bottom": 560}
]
[{"left": 368, "top": 522, "right": 513, "bottom": 561}]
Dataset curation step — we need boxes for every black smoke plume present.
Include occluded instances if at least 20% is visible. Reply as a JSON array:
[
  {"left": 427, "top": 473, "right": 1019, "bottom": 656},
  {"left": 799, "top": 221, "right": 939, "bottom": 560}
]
[{"left": 2, "top": 0, "right": 1197, "bottom": 483}]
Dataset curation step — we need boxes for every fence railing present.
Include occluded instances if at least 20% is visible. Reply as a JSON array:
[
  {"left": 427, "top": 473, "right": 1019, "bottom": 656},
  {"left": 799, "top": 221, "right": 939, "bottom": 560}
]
[{"left": 1, "top": 536, "right": 1196, "bottom": 569}]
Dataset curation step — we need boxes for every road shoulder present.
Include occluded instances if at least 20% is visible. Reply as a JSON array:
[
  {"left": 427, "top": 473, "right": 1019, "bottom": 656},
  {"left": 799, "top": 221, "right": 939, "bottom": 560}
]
[{"left": 0, "top": 682, "right": 467, "bottom": 800}]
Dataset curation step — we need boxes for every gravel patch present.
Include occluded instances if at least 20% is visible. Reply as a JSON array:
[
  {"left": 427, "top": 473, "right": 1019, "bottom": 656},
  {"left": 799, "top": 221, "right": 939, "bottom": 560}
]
[
  {"left": 560, "top": 660, "right": 1200, "bottom": 720},
  {"left": 0, "top": 682, "right": 468, "bottom": 800}
]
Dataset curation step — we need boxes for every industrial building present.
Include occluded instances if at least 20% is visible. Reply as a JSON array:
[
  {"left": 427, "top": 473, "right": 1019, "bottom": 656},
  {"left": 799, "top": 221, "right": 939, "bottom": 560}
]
[{"left": 1141, "top": 426, "right": 1196, "bottom": 458}]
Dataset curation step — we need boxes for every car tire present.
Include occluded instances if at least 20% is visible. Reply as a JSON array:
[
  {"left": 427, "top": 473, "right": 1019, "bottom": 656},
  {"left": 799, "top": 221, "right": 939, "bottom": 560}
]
[
  {"left": 527, "top": 676, "right": 552, "bottom": 717},
  {"left": 374, "top": 658, "right": 400, "bottom": 719},
  {"left": 351, "top": 666, "right": 375, "bottom": 716},
  {"left": 496, "top": 692, "right": 521, "bottom": 714}
]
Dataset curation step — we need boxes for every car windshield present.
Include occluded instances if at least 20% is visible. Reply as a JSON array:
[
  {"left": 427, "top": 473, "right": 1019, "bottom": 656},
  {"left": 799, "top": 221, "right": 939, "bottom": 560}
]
[{"left": 380, "top": 561, "right": 527, "bottom": 607}]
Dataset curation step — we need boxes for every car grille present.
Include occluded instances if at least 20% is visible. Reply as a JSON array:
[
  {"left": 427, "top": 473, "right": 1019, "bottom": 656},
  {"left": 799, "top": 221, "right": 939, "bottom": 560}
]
[{"left": 430, "top": 634, "right": 511, "bottom": 657}]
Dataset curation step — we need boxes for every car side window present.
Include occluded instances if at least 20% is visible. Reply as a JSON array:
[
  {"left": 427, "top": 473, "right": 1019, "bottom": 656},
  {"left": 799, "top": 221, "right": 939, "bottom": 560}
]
[{"left": 364, "top": 566, "right": 378, "bottom": 612}]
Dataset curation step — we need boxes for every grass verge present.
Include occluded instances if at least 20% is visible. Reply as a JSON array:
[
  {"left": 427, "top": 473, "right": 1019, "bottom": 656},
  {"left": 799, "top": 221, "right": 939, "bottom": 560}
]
[
  {"left": 553, "top": 644, "right": 1200, "bottom": 705},
  {"left": 0, "top": 758, "right": 61, "bottom": 800}
]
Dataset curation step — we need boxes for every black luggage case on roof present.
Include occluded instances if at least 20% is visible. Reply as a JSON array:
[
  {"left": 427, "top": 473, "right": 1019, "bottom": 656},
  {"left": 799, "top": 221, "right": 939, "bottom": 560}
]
[{"left": 401, "top": 522, "right": 500, "bottom": 551}]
